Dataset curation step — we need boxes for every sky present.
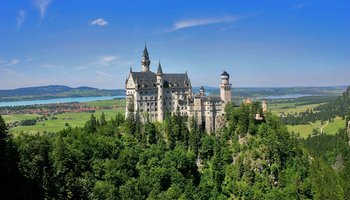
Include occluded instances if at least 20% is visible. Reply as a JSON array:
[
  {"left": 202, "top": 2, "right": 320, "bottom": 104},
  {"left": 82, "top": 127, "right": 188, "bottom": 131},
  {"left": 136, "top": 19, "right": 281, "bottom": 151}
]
[{"left": 0, "top": 0, "right": 349, "bottom": 89}]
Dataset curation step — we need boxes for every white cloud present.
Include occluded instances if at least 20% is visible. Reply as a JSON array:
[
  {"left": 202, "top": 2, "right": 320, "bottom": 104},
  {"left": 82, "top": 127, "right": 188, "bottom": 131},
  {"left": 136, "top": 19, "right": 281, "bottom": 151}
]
[
  {"left": 91, "top": 18, "right": 109, "bottom": 26},
  {"left": 16, "top": 10, "right": 26, "bottom": 29},
  {"left": 73, "top": 55, "right": 130, "bottom": 70},
  {"left": 169, "top": 13, "right": 262, "bottom": 32},
  {"left": 172, "top": 16, "right": 237, "bottom": 31},
  {"left": 96, "top": 71, "right": 112, "bottom": 78},
  {"left": 291, "top": 3, "right": 311, "bottom": 10},
  {"left": 33, "top": 0, "right": 52, "bottom": 18},
  {"left": 6, "top": 59, "right": 20, "bottom": 66},
  {"left": 97, "top": 55, "right": 117, "bottom": 66}
]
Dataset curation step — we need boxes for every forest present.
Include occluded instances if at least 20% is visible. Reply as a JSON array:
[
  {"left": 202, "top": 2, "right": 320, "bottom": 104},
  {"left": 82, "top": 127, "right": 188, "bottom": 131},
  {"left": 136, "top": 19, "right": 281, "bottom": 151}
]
[
  {"left": 282, "top": 87, "right": 350, "bottom": 125},
  {"left": 1, "top": 98, "right": 350, "bottom": 199}
]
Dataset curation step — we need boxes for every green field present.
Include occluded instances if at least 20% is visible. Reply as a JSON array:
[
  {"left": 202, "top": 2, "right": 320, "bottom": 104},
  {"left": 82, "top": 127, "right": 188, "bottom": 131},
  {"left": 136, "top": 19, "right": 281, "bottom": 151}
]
[
  {"left": 8, "top": 109, "right": 123, "bottom": 134},
  {"left": 269, "top": 102, "right": 326, "bottom": 115},
  {"left": 287, "top": 117, "right": 345, "bottom": 138},
  {"left": 269, "top": 99, "right": 346, "bottom": 138},
  {"left": 84, "top": 99, "right": 125, "bottom": 107},
  {"left": 3, "top": 98, "right": 345, "bottom": 137},
  {"left": 3, "top": 114, "right": 40, "bottom": 123},
  {"left": 3, "top": 99, "right": 126, "bottom": 135},
  {"left": 322, "top": 117, "right": 346, "bottom": 134}
]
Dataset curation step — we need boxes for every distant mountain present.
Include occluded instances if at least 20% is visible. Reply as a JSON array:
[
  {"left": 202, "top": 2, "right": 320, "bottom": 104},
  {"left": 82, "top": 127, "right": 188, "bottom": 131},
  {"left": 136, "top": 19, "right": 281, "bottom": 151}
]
[
  {"left": 1, "top": 85, "right": 348, "bottom": 102},
  {"left": 0, "top": 85, "right": 124, "bottom": 102},
  {"left": 193, "top": 85, "right": 348, "bottom": 98}
]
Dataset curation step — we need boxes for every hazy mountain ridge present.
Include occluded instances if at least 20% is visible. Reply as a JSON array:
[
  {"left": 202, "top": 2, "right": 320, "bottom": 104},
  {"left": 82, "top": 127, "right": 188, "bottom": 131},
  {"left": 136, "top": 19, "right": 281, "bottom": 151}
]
[
  {"left": 0, "top": 85, "right": 124, "bottom": 102},
  {"left": 194, "top": 85, "right": 348, "bottom": 97},
  {"left": 0, "top": 85, "right": 348, "bottom": 102}
]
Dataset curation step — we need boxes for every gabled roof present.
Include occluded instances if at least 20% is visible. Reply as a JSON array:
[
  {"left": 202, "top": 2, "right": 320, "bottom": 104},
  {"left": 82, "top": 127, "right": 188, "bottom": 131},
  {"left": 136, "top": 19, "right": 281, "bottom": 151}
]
[{"left": 129, "top": 71, "right": 191, "bottom": 89}]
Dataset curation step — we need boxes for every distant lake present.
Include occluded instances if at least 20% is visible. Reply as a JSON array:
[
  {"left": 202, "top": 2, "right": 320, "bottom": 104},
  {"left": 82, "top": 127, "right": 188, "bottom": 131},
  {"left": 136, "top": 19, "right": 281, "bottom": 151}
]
[
  {"left": 260, "top": 94, "right": 314, "bottom": 100},
  {"left": 0, "top": 96, "right": 125, "bottom": 107}
]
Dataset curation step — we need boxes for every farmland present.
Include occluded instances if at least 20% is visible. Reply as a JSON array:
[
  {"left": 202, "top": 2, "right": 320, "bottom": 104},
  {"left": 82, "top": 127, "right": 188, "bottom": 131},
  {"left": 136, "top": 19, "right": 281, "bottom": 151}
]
[{"left": 3, "top": 99, "right": 125, "bottom": 135}]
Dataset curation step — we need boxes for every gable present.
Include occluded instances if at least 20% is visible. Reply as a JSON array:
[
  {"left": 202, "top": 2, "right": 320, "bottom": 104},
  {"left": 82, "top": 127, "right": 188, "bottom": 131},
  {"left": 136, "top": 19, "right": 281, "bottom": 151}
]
[{"left": 126, "top": 73, "right": 135, "bottom": 89}]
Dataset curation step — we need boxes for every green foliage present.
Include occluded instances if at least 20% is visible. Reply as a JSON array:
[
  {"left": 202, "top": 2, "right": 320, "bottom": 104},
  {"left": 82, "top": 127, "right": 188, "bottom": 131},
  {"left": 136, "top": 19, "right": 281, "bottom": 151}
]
[
  {"left": 1, "top": 97, "right": 350, "bottom": 199},
  {"left": 282, "top": 86, "right": 350, "bottom": 126}
]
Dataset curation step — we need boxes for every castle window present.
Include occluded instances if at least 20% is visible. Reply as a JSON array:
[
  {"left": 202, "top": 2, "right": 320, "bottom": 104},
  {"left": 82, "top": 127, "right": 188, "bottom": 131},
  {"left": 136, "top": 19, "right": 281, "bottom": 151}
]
[
  {"left": 147, "top": 109, "right": 149, "bottom": 112},
  {"left": 145, "top": 91, "right": 148, "bottom": 94},
  {"left": 147, "top": 103, "right": 150, "bottom": 106},
  {"left": 140, "top": 91, "right": 143, "bottom": 94}
]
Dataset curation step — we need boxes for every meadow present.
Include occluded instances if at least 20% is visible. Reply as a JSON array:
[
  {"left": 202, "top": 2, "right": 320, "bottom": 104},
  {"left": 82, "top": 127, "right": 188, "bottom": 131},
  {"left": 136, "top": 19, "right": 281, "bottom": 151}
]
[
  {"left": 287, "top": 117, "right": 345, "bottom": 138},
  {"left": 3, "top": 99, "right": 125, "bottom": 135},
  {"left": 269, "top": 98, "right": 346, "bottom": 138},
  {"left": 3, "top": 97, "right": 346, "bottom": 138}
]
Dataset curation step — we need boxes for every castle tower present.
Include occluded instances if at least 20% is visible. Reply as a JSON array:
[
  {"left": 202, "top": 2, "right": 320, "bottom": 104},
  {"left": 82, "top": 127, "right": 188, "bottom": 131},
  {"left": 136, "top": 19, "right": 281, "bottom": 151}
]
[
  {"left": 220, "top": 71, "right": 232, "bottom": 108},
  {"left": 199, "top": 86, "right": 205, "bottom": 96},
  {"left": 262, "top": 100, "right": 268, "bottom": 112},
  {"left": 156, "top": 61, "right": 164, "bottom": 121},
  {"left": 141, "top": 44, "right": 151, "bottom": 72}
]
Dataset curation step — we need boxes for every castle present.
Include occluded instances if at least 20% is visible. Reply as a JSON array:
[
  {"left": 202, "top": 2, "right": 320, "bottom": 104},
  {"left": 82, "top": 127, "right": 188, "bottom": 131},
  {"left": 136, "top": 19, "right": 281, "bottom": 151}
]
[{"left": 125, "top": 45, "right": 232, "bottom": 132}]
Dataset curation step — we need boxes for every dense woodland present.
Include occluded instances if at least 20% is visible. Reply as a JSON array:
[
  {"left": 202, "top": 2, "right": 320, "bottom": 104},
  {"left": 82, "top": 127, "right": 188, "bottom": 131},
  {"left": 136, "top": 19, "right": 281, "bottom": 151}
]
[
  {"left": 282, "top": 87, "right": 350, "bottom": 125},
  {"left": 1, "top": 99, "right": 350, "bottom": 199}
]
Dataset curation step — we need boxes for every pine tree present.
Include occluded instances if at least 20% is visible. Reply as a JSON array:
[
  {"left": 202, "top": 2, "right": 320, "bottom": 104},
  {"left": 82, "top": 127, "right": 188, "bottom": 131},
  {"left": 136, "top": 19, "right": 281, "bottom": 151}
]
[
  {"left": 189, "top": 116, "right": 201, "bottom": 155},
  {"left": 85, "top": 114, "right": 97, "bottom": 133}
]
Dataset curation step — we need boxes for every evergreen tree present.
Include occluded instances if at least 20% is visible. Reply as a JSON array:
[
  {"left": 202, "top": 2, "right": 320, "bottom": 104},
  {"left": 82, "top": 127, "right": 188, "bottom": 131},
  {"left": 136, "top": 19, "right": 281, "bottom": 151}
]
[
  {"left": 85, "top": 114, "right": 98, "bottom": 133},
  {"left": 100, "top": 112, "right": 107, "bottom": 126},
  {"left": 189, "top": 116, "right": 201, "bottom": 155}
]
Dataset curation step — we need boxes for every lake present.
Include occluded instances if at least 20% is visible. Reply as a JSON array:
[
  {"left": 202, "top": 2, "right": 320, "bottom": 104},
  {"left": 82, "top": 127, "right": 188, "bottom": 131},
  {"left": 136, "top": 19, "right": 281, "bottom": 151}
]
[
  {"left": 0, "top": 96, "right": 125, "bottom": 107},
  {"left": 259, "top": 94, "right": 315, "bottom": 100}
]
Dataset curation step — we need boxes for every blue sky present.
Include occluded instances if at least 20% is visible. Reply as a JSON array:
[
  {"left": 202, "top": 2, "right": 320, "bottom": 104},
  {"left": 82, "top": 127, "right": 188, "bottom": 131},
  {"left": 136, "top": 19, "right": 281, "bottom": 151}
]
[{"left": 0, "top": 0, "right": 349, "bottom": 89}]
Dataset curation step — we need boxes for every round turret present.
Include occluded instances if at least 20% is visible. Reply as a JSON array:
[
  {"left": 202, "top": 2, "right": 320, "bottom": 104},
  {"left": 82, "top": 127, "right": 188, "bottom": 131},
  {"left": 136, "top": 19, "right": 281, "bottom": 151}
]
[
  {"left": 221, "top": 71, "right": 229, "bottom": 79},
  {"left": 221, "top": 71, "right": 230, "bottom": 84},
  {"left": 199, "top": 86, "right": 205, "bottom": 96}
]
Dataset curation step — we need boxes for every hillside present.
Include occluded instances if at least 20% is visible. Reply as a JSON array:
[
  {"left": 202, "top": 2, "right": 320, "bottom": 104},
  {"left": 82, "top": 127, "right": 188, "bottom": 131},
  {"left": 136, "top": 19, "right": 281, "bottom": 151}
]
[
  {"left": 1, "top": 101, "right": 349, "bottom": 199},
  {"left": 0, "top": 85, "right": 124, "bottom": 102},
  {"left": 195, "top": 85, "right": 347, "bottom": 98},
  {"left": 1, "top": 85, "right": 346, "bottom": 103}
]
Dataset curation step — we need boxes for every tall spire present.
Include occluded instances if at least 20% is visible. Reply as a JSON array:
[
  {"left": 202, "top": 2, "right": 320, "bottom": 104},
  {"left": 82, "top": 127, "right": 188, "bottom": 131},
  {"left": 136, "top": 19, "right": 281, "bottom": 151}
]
[
  {"left": 141, "top": 43, "right": 151, "bottom": 72},
  {"left": 157, "top": 60, "right": 163, "bottom": 75},
  {"left": 143, "top": 43, "right": 149, "bottom": 60}
]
